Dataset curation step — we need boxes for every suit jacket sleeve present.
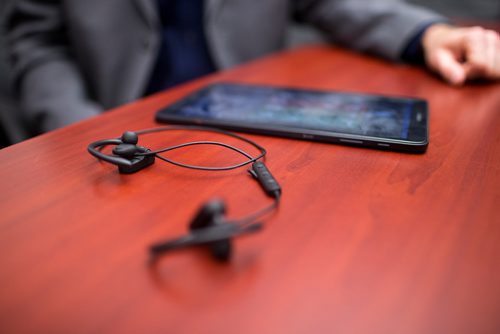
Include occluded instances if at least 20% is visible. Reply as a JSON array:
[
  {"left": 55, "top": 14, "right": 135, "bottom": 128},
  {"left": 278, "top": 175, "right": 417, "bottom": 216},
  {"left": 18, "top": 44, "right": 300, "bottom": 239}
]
[
  {"left": 293, "top": 0, "right": 445, "bottom": 61},
  {"left": 6, "top": 0, "right": 102, "bottom": 133}
]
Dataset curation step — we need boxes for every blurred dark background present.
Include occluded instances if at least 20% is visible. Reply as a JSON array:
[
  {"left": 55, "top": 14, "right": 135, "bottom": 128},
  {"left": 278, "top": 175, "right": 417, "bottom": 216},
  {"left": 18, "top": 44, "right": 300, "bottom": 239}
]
[
  {"left": 0, "top": 0, "right": 499, "bottom": 148},
  {"left": 1, "top": 0, "right": 30, "bottom": 147}
]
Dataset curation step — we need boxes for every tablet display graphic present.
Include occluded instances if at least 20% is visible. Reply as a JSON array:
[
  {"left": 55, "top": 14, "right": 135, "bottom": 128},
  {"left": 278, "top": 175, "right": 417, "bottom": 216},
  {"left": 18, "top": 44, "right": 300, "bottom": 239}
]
[{"left": 179, "top": 84, "right": 414, "bottom": 140}]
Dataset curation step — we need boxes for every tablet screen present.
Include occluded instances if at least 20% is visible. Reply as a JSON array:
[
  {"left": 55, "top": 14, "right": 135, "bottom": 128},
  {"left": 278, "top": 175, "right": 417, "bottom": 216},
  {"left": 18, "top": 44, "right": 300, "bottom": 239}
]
[{"left": 156, "top": 82, "right": 428, "bottom": 151}]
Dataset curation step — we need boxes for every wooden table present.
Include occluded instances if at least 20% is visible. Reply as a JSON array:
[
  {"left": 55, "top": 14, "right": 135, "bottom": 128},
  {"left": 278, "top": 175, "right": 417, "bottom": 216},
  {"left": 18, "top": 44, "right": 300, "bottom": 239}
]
[{"left": 1, "top": 45, "right": 499, "bottom": 334}]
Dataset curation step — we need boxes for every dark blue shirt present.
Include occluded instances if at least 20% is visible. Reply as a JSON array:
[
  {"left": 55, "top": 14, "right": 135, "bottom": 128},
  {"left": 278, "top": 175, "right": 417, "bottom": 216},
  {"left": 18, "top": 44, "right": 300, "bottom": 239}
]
[
  {"left": 401, "top": 22, "right": 438, "bottom": 64},
  {"left": 145, "top": 0, "right": 215, "bottom": 95}
]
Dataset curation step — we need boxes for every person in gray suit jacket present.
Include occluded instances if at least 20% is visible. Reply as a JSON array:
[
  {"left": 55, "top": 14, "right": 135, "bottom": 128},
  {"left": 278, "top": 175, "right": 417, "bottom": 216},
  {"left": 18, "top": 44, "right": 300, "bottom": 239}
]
[{"left": 5, "top": 0, "right": 500, "bottom": 134}]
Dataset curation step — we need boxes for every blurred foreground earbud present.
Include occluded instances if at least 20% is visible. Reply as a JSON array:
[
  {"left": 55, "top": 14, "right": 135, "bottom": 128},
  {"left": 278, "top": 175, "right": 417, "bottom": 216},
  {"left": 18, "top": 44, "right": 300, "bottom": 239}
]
[{"left": 150, "top": 200, "right": 263, "bottom": 261}]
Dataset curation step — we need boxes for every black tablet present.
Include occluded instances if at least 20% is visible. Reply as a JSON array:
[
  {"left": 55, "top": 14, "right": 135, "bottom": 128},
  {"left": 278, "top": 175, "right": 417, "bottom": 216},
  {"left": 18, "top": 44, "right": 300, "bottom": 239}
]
[{"left": 155, "top": 82, "right": 428, "bottom": 153}]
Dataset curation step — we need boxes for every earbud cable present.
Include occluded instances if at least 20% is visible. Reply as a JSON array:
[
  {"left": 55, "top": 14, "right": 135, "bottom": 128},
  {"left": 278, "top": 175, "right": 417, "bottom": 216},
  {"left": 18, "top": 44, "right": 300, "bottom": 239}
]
[
  {"left": 141, "top": 140, "right": 260, "bottom": 171},
  {"left": 90, "top": 125, "right": 280, "bottom": 227}
]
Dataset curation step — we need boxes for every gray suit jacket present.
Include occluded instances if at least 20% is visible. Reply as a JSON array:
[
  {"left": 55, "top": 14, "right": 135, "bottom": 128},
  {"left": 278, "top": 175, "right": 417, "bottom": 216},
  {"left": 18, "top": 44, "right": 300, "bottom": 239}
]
[{"left": 6, "top": 0, "right": 442, "bottom": 132}]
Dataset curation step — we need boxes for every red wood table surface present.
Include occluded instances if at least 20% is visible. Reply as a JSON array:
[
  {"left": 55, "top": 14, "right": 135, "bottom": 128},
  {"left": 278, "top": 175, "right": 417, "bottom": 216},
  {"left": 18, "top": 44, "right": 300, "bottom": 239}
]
[{"left": 1, "top": 46, "right": 499, "bottom": 334}]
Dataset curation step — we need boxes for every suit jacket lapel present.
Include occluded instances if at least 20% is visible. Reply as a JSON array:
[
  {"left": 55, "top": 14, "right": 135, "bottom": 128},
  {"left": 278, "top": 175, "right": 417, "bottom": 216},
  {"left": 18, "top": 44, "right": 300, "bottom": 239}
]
[{"left": 132, "top": 0, "right": 159, "bottom": 30}]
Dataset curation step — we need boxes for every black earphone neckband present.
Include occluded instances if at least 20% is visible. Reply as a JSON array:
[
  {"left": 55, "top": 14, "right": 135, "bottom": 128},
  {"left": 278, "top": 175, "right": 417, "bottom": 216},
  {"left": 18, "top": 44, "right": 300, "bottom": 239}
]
[{"left": 88, "top": 125, "right": 281, "bottom": 262}]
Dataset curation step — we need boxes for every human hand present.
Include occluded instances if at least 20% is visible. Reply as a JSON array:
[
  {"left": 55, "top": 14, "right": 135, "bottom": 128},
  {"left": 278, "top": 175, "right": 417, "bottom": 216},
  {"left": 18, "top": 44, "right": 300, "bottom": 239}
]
[{"left": 422, "top": 24, "right": 500, "bottom": 85}]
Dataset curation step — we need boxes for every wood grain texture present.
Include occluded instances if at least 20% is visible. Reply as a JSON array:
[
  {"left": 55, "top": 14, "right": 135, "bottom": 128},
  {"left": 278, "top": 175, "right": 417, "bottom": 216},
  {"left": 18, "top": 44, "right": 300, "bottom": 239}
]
[{"left": 0, "top": 45, "right": 499, "bottom": 334}]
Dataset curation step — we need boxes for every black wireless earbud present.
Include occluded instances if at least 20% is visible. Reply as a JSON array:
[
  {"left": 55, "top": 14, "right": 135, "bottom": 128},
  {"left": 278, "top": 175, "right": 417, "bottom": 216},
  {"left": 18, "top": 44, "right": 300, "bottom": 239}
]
[
  {"left": 121, "top": 131, "right": 139, "bottom": 145},
  {"left": 88, "top": 131, "right": 155, "bottom": 174},
  {"left": 112, "top": 131, "right": 140, "bottom": 159},
  {"left": 150, "top": 200, "right": 263, "bottom": 261},
  {"left": 88, "top": 125, "right": 281, "bottom": 262}
]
